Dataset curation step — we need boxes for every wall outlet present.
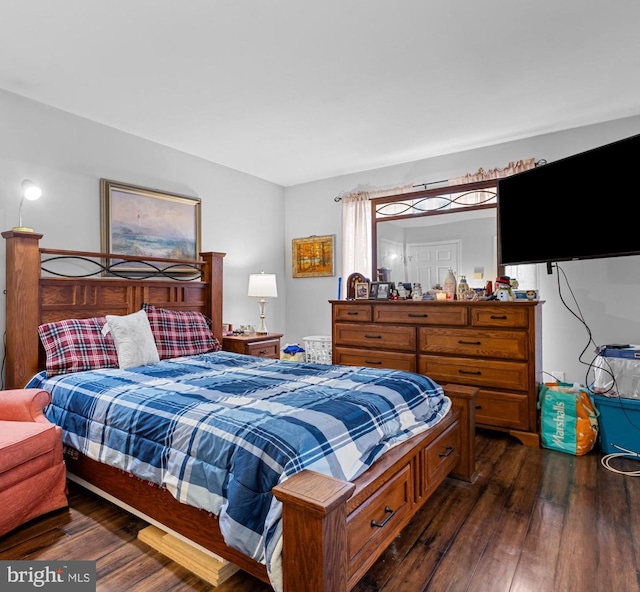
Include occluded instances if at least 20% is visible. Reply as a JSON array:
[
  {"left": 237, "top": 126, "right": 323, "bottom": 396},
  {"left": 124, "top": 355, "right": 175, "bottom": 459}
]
[{"left": 548, "top": 371, "right": 565, "bottom": 383}]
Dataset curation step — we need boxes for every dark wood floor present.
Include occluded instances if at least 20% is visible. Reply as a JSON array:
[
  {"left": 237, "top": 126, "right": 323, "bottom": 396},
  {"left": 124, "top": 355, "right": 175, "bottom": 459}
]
[{"left": 1, "top": 430, "right": 639, "bottom": 592}]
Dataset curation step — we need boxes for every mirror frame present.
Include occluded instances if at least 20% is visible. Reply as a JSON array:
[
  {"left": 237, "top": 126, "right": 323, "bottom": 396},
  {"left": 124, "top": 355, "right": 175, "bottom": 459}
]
[{"left": 371, "top": 178, "right": 502, "bottom": 283}]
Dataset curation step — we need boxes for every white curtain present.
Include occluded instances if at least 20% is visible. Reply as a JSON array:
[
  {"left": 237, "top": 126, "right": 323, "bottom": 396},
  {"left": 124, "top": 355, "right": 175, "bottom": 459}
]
[
  {"left": 340, "top": 184, "right": 414, "bottom": 298},
  {"left": 341, "top": 191, "right": 371, "bottom": 289}
]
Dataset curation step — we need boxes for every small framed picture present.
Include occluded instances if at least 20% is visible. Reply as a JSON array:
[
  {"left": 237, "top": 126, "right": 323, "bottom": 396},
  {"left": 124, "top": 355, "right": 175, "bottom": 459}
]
[
  {"left": 355, "top": 282, "right": 369, "bottom": 299},
  {"left": 376, "top": 282, "right": 391, "bottom": 300}
]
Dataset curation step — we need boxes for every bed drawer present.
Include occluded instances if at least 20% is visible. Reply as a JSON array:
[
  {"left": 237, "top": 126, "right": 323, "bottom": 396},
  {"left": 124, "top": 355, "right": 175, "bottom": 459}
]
[
  {"left": 334, "top": 347, "right": 416, "bottom": 372},
  {"left": 418, "top": 355, "right": 529, "bottom": 391},
  {"left": 347, "top": 464, "right": 412, "bottom": 574},
  {"left": 418, "top": 327, "right": 528, "bottom": 360},
  {"left": 373, "top": 304, "right": 467, "bottom": 326},
  {"left": 334, "top": 323, "right": 416, "bottom": 352},
  {"left": 425, "top": 420, "right": 461, "bottom": 487}
]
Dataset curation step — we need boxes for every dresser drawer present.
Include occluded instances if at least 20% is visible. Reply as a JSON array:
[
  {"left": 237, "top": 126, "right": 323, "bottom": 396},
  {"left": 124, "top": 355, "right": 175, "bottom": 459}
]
[
  {"left": 419, "top": 355, "right": 529, "bottom": 391},
  {"left": 418, "top": 327, "right": 528, "bottom": 360},
  {"left": 334, "top": 347, "right": 416, "bottom": 372},
  {"left": 373, "top": 304, "right": 467, "bottom": 326},
  {"left": 470, "top": 305, "right": 529, "bottom": 328},
  {"left": 333, "top": 304, "right": 372, "bottom": 322},
  {"left": 334, "top": 323, "right": 416, "bottom": 352},
  {"left": 474, "top": 389, "right": 530, "bottom": 431},
  {"left": 347, "top": 464, "right": 412, "bottom": 573}
]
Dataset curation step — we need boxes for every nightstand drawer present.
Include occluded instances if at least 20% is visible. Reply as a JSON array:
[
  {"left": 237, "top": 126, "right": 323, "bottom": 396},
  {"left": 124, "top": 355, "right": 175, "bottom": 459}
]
[
  {"left": 246, "top": 340, "right": 280, "bottom": 358},
  {"left": 222, "top": 333, "right": 282, "bottom": 359}
]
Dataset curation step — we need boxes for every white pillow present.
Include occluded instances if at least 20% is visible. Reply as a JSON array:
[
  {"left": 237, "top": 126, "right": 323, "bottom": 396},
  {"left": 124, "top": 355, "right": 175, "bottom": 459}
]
[{"left": 105, "top": 310, "right": 160, "bottom": 369}]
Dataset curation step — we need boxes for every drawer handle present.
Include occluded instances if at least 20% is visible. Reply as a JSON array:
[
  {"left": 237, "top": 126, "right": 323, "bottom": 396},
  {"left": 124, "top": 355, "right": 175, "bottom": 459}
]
[
  {"left": 371, "top": 506, "right": 395, "bottom": 528},
  {"left": 439, "top": 445, "right": 455, "bottom": 458},
  {"left": 408, "top": 313, "right": 428, "bottom": 317},
  {"left": 490, "top": 315, "right": 508, "bottom": 320},
  {"left": 365, "top": 360, "right": 382, "bottom": 365},
  {"left": 347, "top": 311, "right": 360, "bottom": 315},
  {"left": 364, "top": 334, "right": 383, "bottom": 339},
  {"left": 259, "top": 349, "right": 268, "bottom": 354},
  {"left": 458, "top": 369, "right": 481, "bottom": 375},
  {"left": 458, "top": 340, "right": 481, "bottom": 345},
  {"left": 475, "top": 404, "right": 482, "bottom": 409}
]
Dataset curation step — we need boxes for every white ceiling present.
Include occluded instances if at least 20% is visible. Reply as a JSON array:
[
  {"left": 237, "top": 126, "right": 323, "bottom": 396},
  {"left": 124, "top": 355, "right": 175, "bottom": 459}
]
[{"left": 2, "top": 1, "right": 640, "bottom": 187}]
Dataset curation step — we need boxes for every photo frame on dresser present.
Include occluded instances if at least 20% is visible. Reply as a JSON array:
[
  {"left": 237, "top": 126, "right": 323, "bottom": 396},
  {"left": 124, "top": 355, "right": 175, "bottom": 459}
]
[
  {"left": 355, "top": 282, "right": 369, "bottom": 299},
  {"left": 100, "top": 179, "right": 201, "bottom": 275}
]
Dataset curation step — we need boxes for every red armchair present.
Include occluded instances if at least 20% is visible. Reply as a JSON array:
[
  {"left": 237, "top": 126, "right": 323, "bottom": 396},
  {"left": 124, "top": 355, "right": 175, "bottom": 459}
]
[{"left": 0, "top": 389, "right": 68, "bottom": 537}]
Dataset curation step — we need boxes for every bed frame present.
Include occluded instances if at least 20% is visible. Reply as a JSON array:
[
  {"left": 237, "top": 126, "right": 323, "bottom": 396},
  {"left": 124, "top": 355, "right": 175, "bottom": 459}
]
[{"left": 3, "top": 230, "right": 477, "bottom": 592}]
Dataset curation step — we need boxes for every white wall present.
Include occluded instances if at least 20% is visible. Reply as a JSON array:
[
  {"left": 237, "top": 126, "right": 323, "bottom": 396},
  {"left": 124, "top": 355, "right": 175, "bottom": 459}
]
[
  {"left": 284, "top": 115, "right": 640, "bottom": 386},
  {"left": 0, "top": 89, "right": 286, "bottom": 385},
  {"left": 4, "top": 85, "right": 640, "bottom": 389}
]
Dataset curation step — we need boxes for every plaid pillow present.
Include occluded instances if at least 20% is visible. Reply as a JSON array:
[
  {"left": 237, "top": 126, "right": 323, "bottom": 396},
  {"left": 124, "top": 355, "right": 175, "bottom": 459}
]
[
  {"left": 142, "top": 303, "right": 221, "bottom": 359},
  {"left": 38, "top": 317, "right": 119, "bottom": 376}
]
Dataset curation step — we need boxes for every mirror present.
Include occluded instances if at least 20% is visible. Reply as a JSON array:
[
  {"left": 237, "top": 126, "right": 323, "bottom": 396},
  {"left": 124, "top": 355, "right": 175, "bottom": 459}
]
[{"left": 372, "top": 180, "right": 499, "bottom": 292}]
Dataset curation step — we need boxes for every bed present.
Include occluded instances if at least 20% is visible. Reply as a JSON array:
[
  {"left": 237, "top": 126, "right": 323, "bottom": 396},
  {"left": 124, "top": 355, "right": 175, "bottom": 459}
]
[{"left": 2, "top": 230, "right": 477, "bottom": 592}]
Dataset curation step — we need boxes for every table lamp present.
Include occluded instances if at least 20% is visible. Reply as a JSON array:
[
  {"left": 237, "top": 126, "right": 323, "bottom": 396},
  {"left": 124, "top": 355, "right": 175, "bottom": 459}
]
[
  {"left": 13, "top": 179, "right": 43, "bottom": 232},
  {"left": 247, "top": 272, "right": 278, "bottom": 335}
]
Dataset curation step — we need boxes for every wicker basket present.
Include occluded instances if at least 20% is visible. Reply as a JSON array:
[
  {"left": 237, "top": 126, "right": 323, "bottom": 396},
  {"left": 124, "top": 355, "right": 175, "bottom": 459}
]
[{"left": 302, "top": 335, "right": 332, "bottom": 364}]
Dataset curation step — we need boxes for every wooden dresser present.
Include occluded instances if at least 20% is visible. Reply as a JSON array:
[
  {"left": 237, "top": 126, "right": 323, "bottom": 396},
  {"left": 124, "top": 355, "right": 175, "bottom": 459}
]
[{"left": 331, "top": 300, "right": 542, "bottom": 446}]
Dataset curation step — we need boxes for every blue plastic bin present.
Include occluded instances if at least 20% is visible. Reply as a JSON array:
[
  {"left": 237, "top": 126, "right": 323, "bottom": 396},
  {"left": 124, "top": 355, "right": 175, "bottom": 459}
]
[{"left": 591, "top": 394, "right": 640, "bottom": 455}]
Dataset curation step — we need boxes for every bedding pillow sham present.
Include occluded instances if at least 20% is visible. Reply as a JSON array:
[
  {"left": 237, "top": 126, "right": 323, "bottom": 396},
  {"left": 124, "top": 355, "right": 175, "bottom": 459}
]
[
  {"left": 38, "top": 316, "right": 119, "bottom": 376},
  {"left": 142, "top": 303, "right": 221, "bottom": 359},
  {"left": 105, "top": 309, "right": 160, "bottom": 369}
]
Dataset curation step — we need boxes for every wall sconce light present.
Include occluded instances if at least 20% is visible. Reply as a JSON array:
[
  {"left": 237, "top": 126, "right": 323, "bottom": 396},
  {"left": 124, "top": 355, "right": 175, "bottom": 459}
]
[
  {"left": 247, "top": 272, "right": 278, "bottom": 335},
  {"left": 13, "top": 179, "right": 43, "bottom": 232}
]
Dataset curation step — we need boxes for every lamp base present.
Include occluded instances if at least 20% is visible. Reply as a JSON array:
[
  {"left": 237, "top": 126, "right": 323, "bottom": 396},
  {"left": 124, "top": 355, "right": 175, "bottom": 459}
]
[
  {"left": 256, "top": 299, "right": 268, "bottom": 335},
  {"left": 12, "top": 226, "right": 35, "bottom": 233}
]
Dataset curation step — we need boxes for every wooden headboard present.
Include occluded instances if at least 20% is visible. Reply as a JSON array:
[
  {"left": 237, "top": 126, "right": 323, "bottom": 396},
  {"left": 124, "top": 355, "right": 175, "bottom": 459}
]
[{"left": 3, "top": 230, "right": 225, "bottom": 389}]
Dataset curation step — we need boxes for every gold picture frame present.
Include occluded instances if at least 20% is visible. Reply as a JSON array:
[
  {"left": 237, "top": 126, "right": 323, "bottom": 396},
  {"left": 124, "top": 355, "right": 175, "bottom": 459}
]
[
  {"left": 100, "top": 179, "right": 201, "bottom": 274},
  {"left": 355, "top": 282, "right": 369, "bottom": 299},
  {"left": 291, "top": 235, "right": 335, "bottom": 278}
]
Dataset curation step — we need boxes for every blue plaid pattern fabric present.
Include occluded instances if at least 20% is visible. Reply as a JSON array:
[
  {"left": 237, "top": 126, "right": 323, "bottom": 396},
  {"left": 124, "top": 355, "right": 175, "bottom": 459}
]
[{"left": 27, "top": 352, "right": 450, "bottom": 588}]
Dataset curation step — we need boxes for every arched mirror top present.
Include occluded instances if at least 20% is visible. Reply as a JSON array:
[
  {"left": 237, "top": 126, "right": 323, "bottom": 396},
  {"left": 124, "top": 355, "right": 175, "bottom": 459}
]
[{"left": 371, "top": 178, "right": 499, "bottom": 292}]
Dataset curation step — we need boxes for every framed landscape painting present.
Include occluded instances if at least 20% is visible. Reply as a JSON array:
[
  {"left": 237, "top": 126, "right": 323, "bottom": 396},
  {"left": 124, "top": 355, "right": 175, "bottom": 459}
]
[
  {"left": 100, "top": 179, "right": 201, "bottom": 274},
  {"left": 291, "top": 234, "right": 335, "bottom": 278}
]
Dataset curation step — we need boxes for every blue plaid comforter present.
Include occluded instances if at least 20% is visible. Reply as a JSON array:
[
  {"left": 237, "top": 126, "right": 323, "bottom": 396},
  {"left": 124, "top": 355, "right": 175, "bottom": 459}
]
[{"left": 27, "top": 351, "right": 450, "bottom": 588}]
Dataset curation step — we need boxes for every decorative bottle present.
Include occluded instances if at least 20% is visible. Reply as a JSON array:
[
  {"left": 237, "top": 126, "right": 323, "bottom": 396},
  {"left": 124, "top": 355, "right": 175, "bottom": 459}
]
[
  {"left": 457, "top": 275, "right": 469, "bottom": 299},
  {"left": 444, "top": 269, "right": 456, "bottom": 300}
]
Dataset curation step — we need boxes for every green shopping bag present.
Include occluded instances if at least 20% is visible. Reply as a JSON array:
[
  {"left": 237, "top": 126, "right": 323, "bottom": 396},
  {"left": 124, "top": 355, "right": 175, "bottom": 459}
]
[{"left": 538, "top": 382, "right": 599, "bottom": 455}]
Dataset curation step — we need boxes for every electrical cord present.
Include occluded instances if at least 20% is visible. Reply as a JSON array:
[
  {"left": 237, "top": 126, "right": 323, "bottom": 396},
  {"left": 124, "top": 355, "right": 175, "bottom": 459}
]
[
  {"left": 600, "top": 444, "right": 640, "bottom": 476},
  {"left": 550, "top": 263, "right": 640, "bottom": 471}
]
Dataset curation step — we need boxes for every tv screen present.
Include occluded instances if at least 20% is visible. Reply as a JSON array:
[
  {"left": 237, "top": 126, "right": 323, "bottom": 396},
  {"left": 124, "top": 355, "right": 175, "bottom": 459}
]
[{"left": 497, "top": 133, "right": 640, "bottom": 266}]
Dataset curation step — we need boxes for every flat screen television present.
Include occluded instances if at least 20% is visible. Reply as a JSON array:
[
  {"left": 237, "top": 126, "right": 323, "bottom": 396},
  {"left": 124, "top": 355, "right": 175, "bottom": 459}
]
[{"left": 497, "top": 133, "right": 640, "bottom": 266}]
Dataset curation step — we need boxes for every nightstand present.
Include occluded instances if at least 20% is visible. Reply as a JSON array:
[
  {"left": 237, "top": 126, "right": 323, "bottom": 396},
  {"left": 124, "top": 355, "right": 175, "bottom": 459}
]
[{"left": 222, "top": 333, "right": 283, "bottom": 359}]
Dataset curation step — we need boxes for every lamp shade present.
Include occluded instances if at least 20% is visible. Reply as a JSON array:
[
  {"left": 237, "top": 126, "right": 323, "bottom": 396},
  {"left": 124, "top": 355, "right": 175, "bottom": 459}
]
[
  {"left": 248, "top": 273, "right": 278, "bottom": 298},
  {"left": 21, "top": 179, "right": 42, "bottom": 201}
]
